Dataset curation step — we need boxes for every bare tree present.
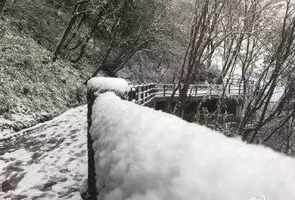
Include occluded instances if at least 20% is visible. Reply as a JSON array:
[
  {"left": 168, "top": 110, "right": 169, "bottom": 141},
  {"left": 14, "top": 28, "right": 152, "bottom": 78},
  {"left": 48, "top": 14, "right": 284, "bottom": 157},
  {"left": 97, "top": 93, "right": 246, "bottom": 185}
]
[
  {"left": 239, "top": 0, "right": 295, "bottom": 143},
  {"left": 53, "top": 0, "right": 159, "bottom": 77},
  {"left": 172, "top": 0, "right": 225, "bottom": 117},
  {"left": 53, "top": 0, "right": 89, "bottom": 61}
]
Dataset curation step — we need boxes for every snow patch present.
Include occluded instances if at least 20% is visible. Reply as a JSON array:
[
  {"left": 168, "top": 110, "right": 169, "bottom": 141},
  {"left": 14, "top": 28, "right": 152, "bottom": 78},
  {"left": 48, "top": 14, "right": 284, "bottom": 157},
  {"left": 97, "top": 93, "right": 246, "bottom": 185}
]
[
  {"left": 87, "top": 77, "right": 130, "bottom": 95},
  {"left": 270, "top": 87, "right": 285, "bottom": 102},
  {"left": 90, "top": 92, "right": 295, "bottom": 200},
  {"left": 0, "top": 106, "right": 87, "bottom": 200}
]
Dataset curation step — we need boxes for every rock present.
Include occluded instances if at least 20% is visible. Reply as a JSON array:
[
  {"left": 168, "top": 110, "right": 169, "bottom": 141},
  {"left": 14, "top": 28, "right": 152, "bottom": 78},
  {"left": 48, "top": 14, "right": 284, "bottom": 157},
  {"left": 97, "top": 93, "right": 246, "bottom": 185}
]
[{"left": 2, "top": 180, "right": 14, "bottom": 192}]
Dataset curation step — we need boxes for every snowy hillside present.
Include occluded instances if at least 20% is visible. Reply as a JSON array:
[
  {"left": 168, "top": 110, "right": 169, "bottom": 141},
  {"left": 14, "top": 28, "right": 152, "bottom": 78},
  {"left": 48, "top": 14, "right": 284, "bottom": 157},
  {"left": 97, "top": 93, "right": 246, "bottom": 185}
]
[{"left": 0, "top": 106, "right": 87, "bottom": 199}]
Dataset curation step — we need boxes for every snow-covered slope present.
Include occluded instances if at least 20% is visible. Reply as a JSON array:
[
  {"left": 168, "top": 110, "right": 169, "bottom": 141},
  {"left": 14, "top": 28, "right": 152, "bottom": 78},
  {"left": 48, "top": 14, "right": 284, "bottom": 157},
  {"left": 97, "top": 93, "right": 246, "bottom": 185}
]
[{"left": 0, "top": 106, "right": 87, "bottom": 199}]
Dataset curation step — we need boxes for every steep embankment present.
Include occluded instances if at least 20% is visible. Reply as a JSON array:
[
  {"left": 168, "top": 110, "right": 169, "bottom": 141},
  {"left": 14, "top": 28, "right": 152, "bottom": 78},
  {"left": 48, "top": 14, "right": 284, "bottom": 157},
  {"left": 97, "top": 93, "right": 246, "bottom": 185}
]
[
  {"left": 0, "top": 0, "right": 195, "bottom": 134},
  {"left": 0, "top": 18, "right": 91, "bottom": 134},
  {"left": 0, "top": 0, "right": 96, "bottom": 135},
  {"left": 2, "top": 0, "right": 74, "bottom": 52}
]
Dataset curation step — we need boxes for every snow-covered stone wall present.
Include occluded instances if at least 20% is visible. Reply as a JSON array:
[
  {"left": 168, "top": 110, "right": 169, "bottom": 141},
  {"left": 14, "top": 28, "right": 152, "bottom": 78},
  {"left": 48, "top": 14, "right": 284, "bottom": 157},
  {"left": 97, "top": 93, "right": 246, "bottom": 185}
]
[{"left": 87, "top": 77, "right": 295, "bottom": 200}]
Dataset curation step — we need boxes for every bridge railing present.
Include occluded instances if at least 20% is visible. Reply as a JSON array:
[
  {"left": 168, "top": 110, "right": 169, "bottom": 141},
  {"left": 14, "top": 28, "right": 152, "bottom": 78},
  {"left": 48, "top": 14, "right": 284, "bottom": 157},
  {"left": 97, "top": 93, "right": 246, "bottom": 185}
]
[
  {"left": 155, "top": 84, "right": 223, "bottom": 96},
  {"left": 128, "top": 83, "right": 158, "bottom": 105},
  {"left": 226, "top": 79, "right": 255, "bottom": 95},
  {"left": 128, "top": 79, "right": 254, "bottom": 105}
]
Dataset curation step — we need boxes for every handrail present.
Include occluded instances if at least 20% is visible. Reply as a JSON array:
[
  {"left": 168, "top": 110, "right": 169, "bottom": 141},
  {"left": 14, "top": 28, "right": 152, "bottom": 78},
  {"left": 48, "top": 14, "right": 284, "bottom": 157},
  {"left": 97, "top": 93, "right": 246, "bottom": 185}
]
[{"left": 128, "top": 79, "right": 254, "bottom": 105}]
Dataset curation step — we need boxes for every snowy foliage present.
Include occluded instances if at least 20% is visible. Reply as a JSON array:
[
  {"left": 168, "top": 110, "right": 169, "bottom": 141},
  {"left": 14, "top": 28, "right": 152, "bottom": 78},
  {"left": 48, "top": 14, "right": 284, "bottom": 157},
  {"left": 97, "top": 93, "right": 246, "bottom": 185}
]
[
  {"left": 90, "top": 92, "right": 295, "bottom": 200},
  {"left": 87, "top": 77, "right": 130, "bottom": 95}
]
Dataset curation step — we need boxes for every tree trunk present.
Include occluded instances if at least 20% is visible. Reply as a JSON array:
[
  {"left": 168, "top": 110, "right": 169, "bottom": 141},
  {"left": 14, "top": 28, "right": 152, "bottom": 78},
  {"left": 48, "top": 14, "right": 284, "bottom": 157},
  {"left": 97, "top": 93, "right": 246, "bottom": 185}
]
[{"left": 0, "top": 0, "right": 7, "bottom": 16}]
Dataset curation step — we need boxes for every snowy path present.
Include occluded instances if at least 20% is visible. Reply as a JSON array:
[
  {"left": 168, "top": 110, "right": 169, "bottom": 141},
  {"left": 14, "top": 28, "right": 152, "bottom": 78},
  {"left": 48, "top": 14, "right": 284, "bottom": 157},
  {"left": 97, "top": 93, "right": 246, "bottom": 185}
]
[{"left": 0, "top": 106, "right": 87, "bottom": 200}]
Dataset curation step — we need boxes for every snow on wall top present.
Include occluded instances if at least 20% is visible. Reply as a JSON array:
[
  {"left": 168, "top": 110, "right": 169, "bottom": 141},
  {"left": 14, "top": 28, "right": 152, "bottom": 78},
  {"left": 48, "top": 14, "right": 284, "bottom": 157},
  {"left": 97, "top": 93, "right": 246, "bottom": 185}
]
[
  {"left": 87, "top": 77, "right": 130, "bottom": 94},
  {"left": 90, "top": 92, "right": 295, "bottom": 200}
]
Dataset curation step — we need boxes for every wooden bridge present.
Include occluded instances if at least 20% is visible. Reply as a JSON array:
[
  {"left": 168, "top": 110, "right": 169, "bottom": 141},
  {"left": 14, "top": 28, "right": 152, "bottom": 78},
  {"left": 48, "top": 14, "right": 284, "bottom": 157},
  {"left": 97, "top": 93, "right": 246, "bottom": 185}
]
[{"left": 127, "top": 79, "right": 253, "bottom": 106}]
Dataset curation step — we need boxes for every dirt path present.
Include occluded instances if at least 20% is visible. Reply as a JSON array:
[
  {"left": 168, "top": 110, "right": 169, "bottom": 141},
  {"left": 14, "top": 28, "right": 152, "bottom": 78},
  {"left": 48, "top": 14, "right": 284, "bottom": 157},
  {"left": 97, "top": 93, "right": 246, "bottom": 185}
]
[{"left": 0, "top": 106, "right": 87, "bottom": 200}]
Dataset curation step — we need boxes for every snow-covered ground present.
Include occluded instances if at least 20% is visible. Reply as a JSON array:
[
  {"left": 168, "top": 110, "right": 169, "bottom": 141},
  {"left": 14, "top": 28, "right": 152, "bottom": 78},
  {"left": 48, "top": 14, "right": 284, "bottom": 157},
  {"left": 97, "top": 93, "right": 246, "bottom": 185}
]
[{"left": 0, "top": 106, "right": 87, "bottom": 200}]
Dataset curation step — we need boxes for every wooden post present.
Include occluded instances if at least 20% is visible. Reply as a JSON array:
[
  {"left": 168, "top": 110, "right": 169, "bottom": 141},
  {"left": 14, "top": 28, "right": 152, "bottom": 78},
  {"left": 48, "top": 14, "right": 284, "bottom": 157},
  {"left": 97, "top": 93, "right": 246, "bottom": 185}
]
[
  {"left": 140, "top": 86, "right": 144, "bottom": 104},
  {"left": 239, "top": 82, "right": 241, "bottom": 95},
  {"left": 153, "top": 84, "right": 156, "bottom": 97},
  {"left": 85, "top": 90, "right": 98, "bottom": 200},
  {"left": 85, "top": 77, "right": 129, "bottom": 199},
  {"left": 163, "top": 85, "right": 166, "bottom": 97},
  {"left": 209, "top": 85, "right": 212, "bottom": 96},
  {"left": 144, "top": 86, "right": 147, "bottom": 102},
  {"left": 136, "top": 87, "right": 139, "bottom": 102}
]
